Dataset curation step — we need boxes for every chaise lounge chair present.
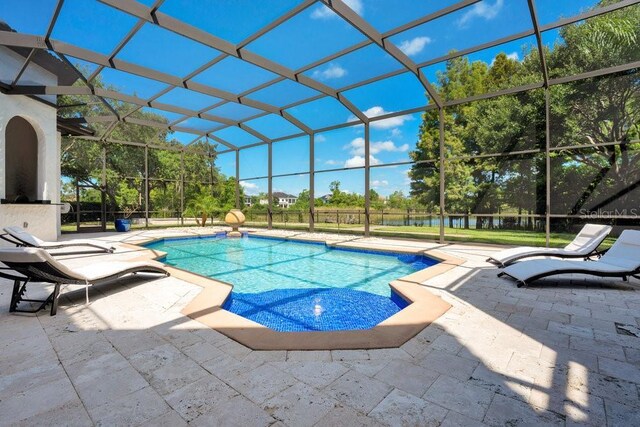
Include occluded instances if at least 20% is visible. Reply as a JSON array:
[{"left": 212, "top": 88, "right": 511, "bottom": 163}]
[
  {"left": 486, "top": 223, "right": 612, "bottom": 267},
  {"left": 498, "top": 230, "right": 640, "bottom": 287},
  {"left": 0, "top": 247, "right": 169, "bottom": 315},
  {"left": 1, "top": 226, "right": 116, "bottom": 255}
]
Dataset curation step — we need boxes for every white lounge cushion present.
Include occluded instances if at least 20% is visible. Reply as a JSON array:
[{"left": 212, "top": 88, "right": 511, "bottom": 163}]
[
  {"left": 489, "top": 223, "right": 611, "bottom": 265},
  {"left": 0, "top": 247, "right": 164, "bottom": 282},
  {"left": 599, "top": 229, "right": 640, "bottom": 270},
  {"left": 502, "top": 229, "right": 640, "bottom": 283},
  {"left": 4, "top": 226, "right": 114, "bottom": 252},
  {"left": 4, "top": 226, "right": 44, "bottom": 246},
  {"left": 72, "top": 260, "right": 166, "bottom": 281},
  {"left": 564, "top": 223, "right": 614, "bottom": 252},
  {"left": 489, "top": 246, "right": 576, "bottom": 262}
]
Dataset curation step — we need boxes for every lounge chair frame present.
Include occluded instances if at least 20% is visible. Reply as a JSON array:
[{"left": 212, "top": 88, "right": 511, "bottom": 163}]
[
  {"left": 1, "top": 229, "right": 116, "bottom": 255},
  {"left": 497, "top": 267, "right": 640, "bottom": 288},
  {"left": 0, "top": 261, "right": 168, "bottom": 316},
  {"left": 487, "top": 249, "right": 608, "bottom": 267},
  {"left": 486, "top": 224, "right": 612, "bottom": 267}
]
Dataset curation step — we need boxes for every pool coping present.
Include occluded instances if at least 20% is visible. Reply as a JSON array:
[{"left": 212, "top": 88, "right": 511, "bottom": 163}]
[{"left": 126, "top": 230, "right": 464, "bottom": 350}]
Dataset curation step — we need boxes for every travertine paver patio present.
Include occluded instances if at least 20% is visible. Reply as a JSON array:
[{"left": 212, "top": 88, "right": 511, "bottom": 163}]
[{"left": 1, "top": 228, "right": 639, "bottom": 426}]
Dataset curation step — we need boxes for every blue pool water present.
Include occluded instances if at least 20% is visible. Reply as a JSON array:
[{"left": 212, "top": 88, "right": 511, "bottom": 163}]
[{"left": 146, "top": 234, "right": 438, "bottom": 331}]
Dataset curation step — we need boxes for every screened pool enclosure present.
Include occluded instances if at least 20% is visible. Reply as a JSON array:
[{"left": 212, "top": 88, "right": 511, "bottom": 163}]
[{"left": 1, "top": 0, "right": 638, "bottom": 244}]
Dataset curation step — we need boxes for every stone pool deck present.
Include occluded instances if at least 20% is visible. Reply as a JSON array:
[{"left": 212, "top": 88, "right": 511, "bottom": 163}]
[{"left": 1, "top": 227, "right": 639, "bottom": 426}]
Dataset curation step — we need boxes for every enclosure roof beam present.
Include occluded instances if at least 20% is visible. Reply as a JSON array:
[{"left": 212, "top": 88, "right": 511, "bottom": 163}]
[
  {"left": 320, "top": 0, "right": 442, "bottom": 108},
  {"left": 97, "top": 0, "right": 368, "bottom": 124},
  {"left": 87, "top": 0, "right": 165, "bottom": 83},
  {"left": 2, "top": 0, "right": 637, "bottom": 147},
  {"left": 56, "top": 52, "right": 121, "bottom": 121},
  {"left": 206, "top": 0, "right": 479, "bottom": 115},
  {"left": 15, "top": 55, "right": 640, "bottom": 149},
  {"left": 9, "top": 48, "right": 36, "bottom": 87},
  {"left": 8, "top": 85, "right": 238, "bottom": 128},
  {"left": 236, "top": 0, "right": 316, "bottom": 49},
  {"left": 0, "top": 32, "right": 302, "bottom": 143},
  {"left": 527, "top": 0, "right": 549, "bottom": 87},
  {"left": 75, "top": 135, "right": 184, "bottom": 151},
  {"left": 189, "top": 0, "right": 640, "bottom": 137},
  {"left": 44, "top": 0, "right": 65, "bottom": 41},
  {"left": 204, "top": 134, "right": 237, "bottom": 151},
  {"left": 548, "top": 60, "right": 640, "bottom": 86},
  {"left": 539, "top": 0, "right": 640, "bottom": 32}
]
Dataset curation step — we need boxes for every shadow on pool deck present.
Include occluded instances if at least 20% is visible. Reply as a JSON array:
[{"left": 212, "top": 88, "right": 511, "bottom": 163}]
[{"left": 1, "top": 241, "right": 639, "bottom": 425}]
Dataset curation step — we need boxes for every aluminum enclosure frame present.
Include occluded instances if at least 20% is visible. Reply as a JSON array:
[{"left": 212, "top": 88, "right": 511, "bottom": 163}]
[{"left": 0, "top": 0, "right": 638, "bottom": 242}]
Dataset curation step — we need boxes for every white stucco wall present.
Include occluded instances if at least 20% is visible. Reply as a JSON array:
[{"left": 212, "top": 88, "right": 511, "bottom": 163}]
[
  {"left": 0, "top": 47, "right": 61, "bottom": 242},
  {"left": 0, "top": 205, "right": 59, "bottom": 243}
]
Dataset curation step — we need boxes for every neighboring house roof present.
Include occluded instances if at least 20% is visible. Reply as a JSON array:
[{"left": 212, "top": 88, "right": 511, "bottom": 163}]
[
  {"left": 272, "top": 192, "right": 296, "bottom": 199},
  {"left": 0, "top": 21, "right": 79, "bottom": 86}
]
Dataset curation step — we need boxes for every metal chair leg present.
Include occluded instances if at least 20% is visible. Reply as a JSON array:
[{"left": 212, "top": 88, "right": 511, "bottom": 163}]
[
  {"left": 9, "top": 279, "right": 23, "bottom": 312},
  {"left": 50, "top": 283, "right": 61, "bottom": 316}
]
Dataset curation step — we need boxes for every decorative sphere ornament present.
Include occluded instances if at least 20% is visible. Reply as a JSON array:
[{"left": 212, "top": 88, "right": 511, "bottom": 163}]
[{"left": 225, "top": 209, "right": 245, "bottom": 237}]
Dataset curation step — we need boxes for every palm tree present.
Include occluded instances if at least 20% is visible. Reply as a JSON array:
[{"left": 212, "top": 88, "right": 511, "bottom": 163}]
[{"left": 186, "top": 193, "right": 219, "bottom": 227}]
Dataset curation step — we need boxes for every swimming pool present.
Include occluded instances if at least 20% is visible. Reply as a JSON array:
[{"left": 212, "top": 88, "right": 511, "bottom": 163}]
[{"left": 146, "top": 234, "right": 438, "bottom": 332}]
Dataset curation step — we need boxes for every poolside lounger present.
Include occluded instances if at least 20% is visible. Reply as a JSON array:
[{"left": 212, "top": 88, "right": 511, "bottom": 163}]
[
  {"left": 498, "top": 230, "right": 640, "bottom": 287},
  {"left": 486, "top": 224, "right": 612, "bottom": 267},
  {"left": 0, "top": 247, "right": 168, "bottom": 315},
  {"left": 1, "top": 226, "right": 116, "bottom": 255}
]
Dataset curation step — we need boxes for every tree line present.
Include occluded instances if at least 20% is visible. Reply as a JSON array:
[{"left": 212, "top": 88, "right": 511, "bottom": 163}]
[
  {"left": 61, "top": 0, "right": 638, "bottom": 231},
  {"left": 410, "top": 0, "right": 639, "bottom": 230}
]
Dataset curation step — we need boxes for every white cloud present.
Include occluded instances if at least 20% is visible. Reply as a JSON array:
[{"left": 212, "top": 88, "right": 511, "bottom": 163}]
[
  {"left": 372, "top": 116, "right": 412, "bottom": 130},
  {"left": 312, "top": 64, "right": 348, "bottom": 80},
  {"left": 240, "top": 181, "right": 259, "bottom": 195},
  {"left": 458, "top": 0, "right": 504, "bottom": 27},
  {"left": 315, "top": 134, "right": 327, "bottom": 142},
  {"left": 325, "top": 159, "right": 339, "bottom": 165},
  {"left": 311, "top": 0, "right": 363, "bottom": 19},
  {"left": 345, "top": 137, "right": 409, "bottom": 156},
  {"left": 490, "top": 51, "right": 520, "bottom": 66},
  {"left": 362, "top": 106, "right": 387, "bottom": 118},
  {"left": 506, "top": 52, "right": 519, "bottom": 61},
  {"left": 391, "top": 128, "right": 402, "bottom": 137},
  {"left": 371, "top": 180, "right": 389, "bottom": 188},
  {"left": 398, "top": 36, "right": 431, "bottom": 57},
  {"left": 374, "top": 141, "right": 409, "bottom": 154},
  {"left": 346, "top": 137, "right": 365, "bottom": 155},
  {"left": 351, "top": 106, "right": 414, "bottom": 130},
  {"left": 345, "top": 155, "right": 380, "bottom": 168}
]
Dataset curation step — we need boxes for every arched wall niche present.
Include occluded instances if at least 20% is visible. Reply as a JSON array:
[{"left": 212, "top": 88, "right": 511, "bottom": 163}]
[{"left": 5, "top": 115, "right": 39, "bottom": 202}]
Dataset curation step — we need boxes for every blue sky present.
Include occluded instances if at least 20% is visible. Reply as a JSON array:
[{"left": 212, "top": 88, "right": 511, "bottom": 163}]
[{"left": 3, "top": 0, "right": 603, "bottom": 197}]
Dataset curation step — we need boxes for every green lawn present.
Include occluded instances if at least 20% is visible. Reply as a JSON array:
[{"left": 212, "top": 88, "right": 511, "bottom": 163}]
[
  {"left": 267, "top": 223, "right": 615, "bottom": 248},
  {"left": 62, "top": 221, "right": 614, "bottom": 249},
  {"left": 372, "top": 225, "right": 616, "bottom": 248},
  {"left": 371, "top": 226, "right": 569, "bottom": 247}
]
